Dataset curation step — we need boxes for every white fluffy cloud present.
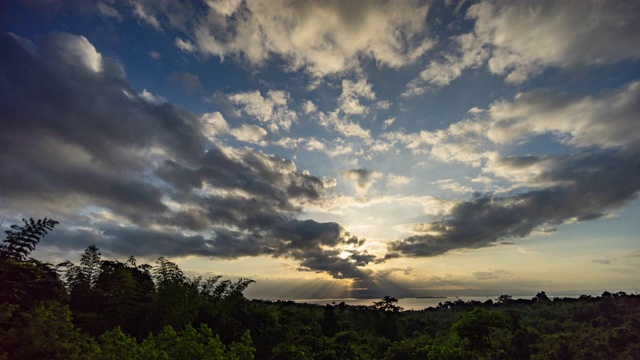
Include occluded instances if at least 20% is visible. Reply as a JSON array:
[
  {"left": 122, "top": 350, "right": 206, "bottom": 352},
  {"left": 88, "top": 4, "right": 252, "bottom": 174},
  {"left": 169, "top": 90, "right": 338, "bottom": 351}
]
[
  {"left": 404, "top": 32, "right": 487, "bottom": 96},
  {"left": 302, "top": 100, "right": 317, "bottom": 114},
  {"left": 177, "top": 0, "right": 434, "bottom": 77},
  {"left": 317, "top": 110, "right": 371, "bottom": 140},
  {"left": 394, "top": 78, "right": 640, "bottom": 172},
  {"left": 388, "top": 174, "right": 411, "bottom": 186},
  {"left": 40, "top": 32, "right": 103, "bottom": 73},
  {"left": 201, "top": 112, "right": 230, "bottom": 140},
  {"left": 473, "top": 0, "right": 640, "bottom": 83},
  {"left": 228, "top": 89, "right": 297, "bottom": 132},
  {"left": 486, "top": 81, "right": 640, "bottom": 148},
  {"left": 338, "top": 79, "right": 376, "bottom": 115},
  {"left": 230, "top": 124, "right": 268, "bottom": 145},
  {"left": 384, "top": 120, "right": 493, "bottom": 167},
  {"left": 405, "top": 0, "right": 640, "bottom": 94}
]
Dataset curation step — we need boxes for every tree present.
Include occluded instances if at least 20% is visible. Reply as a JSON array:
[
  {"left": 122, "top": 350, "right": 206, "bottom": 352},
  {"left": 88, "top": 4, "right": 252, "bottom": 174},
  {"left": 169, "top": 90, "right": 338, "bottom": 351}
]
[
  {"left": 99, "top": 327, "right": 141, "bottom": 360},
  {"left": 93, "top": 260, "right": 155, "bottom": 337},
  {"left": 154, "top": 256, "right": 185, "bottom": 284},
  {"left": 0, "top": 302, "right": 100, "bottom": 359},
  {"left": 1, "top": 218, "right": 58, "bottom": 261},
  {"left": 0, "top": 257, "right": 67, "bottom": 308},
  {"left": 453, "top": 307, "right": 508, "bottom": 360},
  {"left": 80, "top": 244, "right": 102, "bottom": 288},
  {"left": 373, "top": 296, "right": 403, "bottom": 312},
  {"left": 59, "top": 245, "right": 105, "bottom": 336},
  {"left": 534, "top": 291, "right": 550, "bottom": 303},
  {"left": 0, "top": 218, "right": 65, "bottom": 308}
]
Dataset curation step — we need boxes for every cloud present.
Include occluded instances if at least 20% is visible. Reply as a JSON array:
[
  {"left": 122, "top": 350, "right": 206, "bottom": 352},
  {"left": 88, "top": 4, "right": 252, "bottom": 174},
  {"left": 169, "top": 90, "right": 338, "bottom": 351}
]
[
  {"left": 342, "top": 169, "right": 382, "bottom": 196},
  {"left": 405, "top": 0, "right": 640, "bottom": 94},
  {"left": 175, "top": 38, "right": 196, "bottom": 52},
  {"left": 433, "top": 179, "right": 473, "bottom": 194},
  {"left": 201, "top": 112, "right": 230, "bottom": 140},
  {"left": 45, "top": 218, "right": 374, "bottom": 280},
  {"left": 592, "top": 258, "right": 612, "bottom": 265},
  {"left": 404, "top": 32, "right": 487, "bottom": 96},
  {"left": 486, "top": 81, "right": 640, "bottom": 148},
  {"left": 395, "top": 79, "right": 640, "bottom": 169},
  {"left": 272, "top": 137, "right": 358, "bottom": 158},
  {"left": 40, "top": 32, "right": 104, "bottom": 72},
  {"left": 0, "top": 32, "right": 202, "bottom": 223},
  {"left": 383, "top": 120, "right": 493, "bottom": 166},
  {"left": 228, "top": 89, "right": 297, "bottom": 132},
  {"left": 139, "top": 89, "right": 166, "bottom": 105},
  {"left": 388, "top": 174, "right": 411, "bottom": 187},
  {"left": 377, "top": 100, "right": 391, "bottom": 110},
  {"left": 382, "top": 117, "right": 395, "bottom": 130},
  {"left": 130, "top": 0, "right": 195, "bottom": 31},
  {"left": 473, "top": 269, "right": 510, "bottom": 280},
  {"left": 308, "top": 78, "right": 378, "bottom": 140},
  {"left": 389, "top": 148, "right": 640, "bottom": 257},
  {"left": 302, "top": 100, "right": 317, "bottom": 114},
  {"left": 338, "top": 78, "right": 376, "bottom": 115},
  {"left": 173, "top": 0, "right": 434, "bottom": 77},
  {"left": 0, "top": 32, "right": 373, "bottom": 279},
  {"left": 230, "top": 124, "right": 268, "bottom": 144},
  {"left": 317, "top": 110, "right": 371, "bottom": 140},
  {"left": 97, "top": 1, "right": 122, "bottom": 20}
]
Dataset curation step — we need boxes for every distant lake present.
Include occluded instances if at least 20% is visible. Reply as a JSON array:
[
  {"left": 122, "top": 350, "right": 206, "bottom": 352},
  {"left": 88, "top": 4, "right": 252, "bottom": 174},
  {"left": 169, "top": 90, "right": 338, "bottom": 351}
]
[
  {"left": 294, "top": 297, "right": 495, "bottom": 310},
  {"left": 294, "top": 293, "right": 602, "bottom": 311}
]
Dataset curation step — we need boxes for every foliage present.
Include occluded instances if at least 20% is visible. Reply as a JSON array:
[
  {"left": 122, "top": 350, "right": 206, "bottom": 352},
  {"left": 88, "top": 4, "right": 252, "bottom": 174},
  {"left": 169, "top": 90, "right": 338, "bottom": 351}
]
[
  {"left": 1, "top": 217, "right": 640, "bottom": 359},
  {"left": 0, "top": 302, "right": 100, "bottom": 359},
  {"left": 453, "top": 307, "right": 508, "bottom": 359},
  {"left": 373, "top": 295, "right": 404, "bottom": 312},
  {"left": 0, "top": 218, "right": 58, "bottom": 261}
]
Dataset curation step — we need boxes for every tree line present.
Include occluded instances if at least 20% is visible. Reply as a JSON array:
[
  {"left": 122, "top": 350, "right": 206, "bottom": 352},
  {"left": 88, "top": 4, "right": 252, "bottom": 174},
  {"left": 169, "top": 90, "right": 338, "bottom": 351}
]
[{"left": 1, "top": 218, "right": 639, "bottom": 359}]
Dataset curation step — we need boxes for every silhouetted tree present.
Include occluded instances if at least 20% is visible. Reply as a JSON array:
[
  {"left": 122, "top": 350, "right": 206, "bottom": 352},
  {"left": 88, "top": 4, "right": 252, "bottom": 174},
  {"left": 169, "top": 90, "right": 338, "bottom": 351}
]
[
  {"left": 373, "top": 296, "right": 403, "bottom": 312},
  {"left": 0, "top": 218, "right": 58, "bottom": 261},
  {"left": 0, "top": 218, "right": 65, "bottom": 308},
  {"left": 534, "top": 291, "right": 550, "bottom": 303}
]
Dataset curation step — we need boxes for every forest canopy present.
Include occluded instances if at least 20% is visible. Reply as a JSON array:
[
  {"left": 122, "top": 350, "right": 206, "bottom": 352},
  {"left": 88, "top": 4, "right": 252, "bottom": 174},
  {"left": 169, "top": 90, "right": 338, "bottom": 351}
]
[{"left": 1, "top": 218, "right": 639, "bottom": 359}]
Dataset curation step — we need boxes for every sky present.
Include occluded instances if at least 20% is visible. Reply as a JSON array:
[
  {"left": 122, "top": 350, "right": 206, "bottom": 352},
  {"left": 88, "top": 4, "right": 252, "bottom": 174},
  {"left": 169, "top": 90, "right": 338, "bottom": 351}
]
[{"left": 1, "top": 0, "right": 639, "bottom": 300}]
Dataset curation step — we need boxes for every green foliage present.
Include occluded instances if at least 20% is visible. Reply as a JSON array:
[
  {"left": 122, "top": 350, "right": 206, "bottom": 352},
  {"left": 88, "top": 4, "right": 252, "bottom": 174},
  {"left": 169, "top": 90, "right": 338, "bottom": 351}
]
[
  {"left": 0, "top": 218, "right": 58, "bottom": 261},
  {"left": 99, "top": 327, "right": 141, "bottom": 360},
  {"left": 228, "top": 330, "right": 256, "bottom": 360},
  {"left": 2, "top": 219, "right": 639, "bottom": 360},
  {"left": 0, "top": 257, "right": 67, "bottom": 308},
  {"left": 0, "top": 302, "right": 99, "bottom": 360},
  {"left": 453, "top": 307, "right": 508, "bottom": 359}
]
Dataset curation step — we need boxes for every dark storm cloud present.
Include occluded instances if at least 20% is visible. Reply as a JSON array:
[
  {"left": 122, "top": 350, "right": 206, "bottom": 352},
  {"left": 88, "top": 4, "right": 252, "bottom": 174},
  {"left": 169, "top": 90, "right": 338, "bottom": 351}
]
[
  {"left": 0, "top": 32, "right": 200, "bottom": 220},
  {"left": 46, "top": 219, "right": 371, "bottom": 279},
  {"left": 273, "top": 220, "right": 374, "bottom": 279},
  {"left": 297, "top": 251, "right": 366, "bottom": 279},
  {"left": 389, "top": 148, "right": 640, "bottom": 257},
  {"left": 154, "top": 147, "right": 328, "bottom": 232},
  {"left": 0, "top": 32, "right": 373, "bottom": 278}
]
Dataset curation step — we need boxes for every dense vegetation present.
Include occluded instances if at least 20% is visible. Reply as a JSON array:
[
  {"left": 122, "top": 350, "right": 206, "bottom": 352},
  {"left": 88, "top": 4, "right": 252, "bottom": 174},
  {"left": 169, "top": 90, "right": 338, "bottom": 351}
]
[{"left": 1, "top": 218, "right": 639, "bottom": 359}]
